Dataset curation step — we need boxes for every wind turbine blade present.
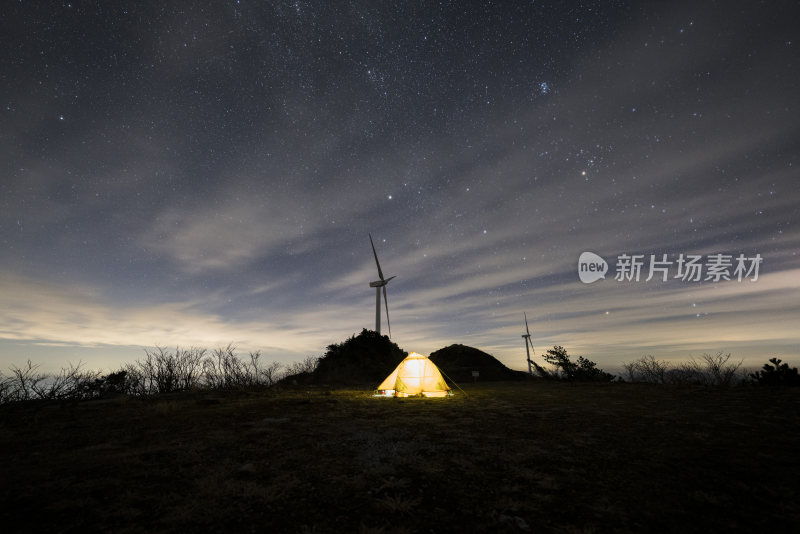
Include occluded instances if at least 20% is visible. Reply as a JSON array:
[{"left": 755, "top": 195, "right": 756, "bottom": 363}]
[
  {"left": 382, "top": 285, "right": 391, "bottom": 337},
  {"left": 369, "top": 233, "right": 385, "bottom": 280},
  {"left": 524, "top": 312, "right": 531, "bottom": 336}
]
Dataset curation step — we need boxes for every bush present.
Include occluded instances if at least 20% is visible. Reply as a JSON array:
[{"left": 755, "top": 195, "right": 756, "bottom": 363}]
[
  {"left": 621, "top": 352, "right": 747, "bottom": 387},
  {"left": 750, "top": 358, "right": 800, "bottom": 386},
  {"left": 303, "top": 329, "right": 405, "bottom": 384},
  {"left": 0, "top": 360, "right": 105, "bottom": 402},
  {"left": 121, "top": 345, "right": 284, "bottom": 394},
  {"left": 0, "top": 345, "right": 287, "bottom": 404},
  {"left": 103, "top": 370, "right": 128, "bottom": 394},
  {"left": 34, "top": 362, "right": 104, "bottom": 400},
  {"left": 0, "top": 371, "right": 9, "bottom": 404},
  {"left": 622, "top": 355, "right": 668, "bottom": 384},
  {"left": 666, "top": 353, "right": 743, "bottom": 386},
  {"left": 202, "top": 345, "right": 282, "bottom": 390},
  {"left": 124, "top": 346, "right": 206, "bottom": 395},
  {"left": 284, "top": 355, "right": 319, "bottom": 377},
  {"left": 5, "top": 360, "right": 45, "bottom": 402}
]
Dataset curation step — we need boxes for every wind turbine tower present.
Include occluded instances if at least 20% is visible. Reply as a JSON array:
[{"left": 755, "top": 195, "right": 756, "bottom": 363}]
[
  {"left": 368, "top": 234, "right": 396, "bottom": 337},
  {"left": 522, "top": 312, "right": 535, "bottom": 375}
]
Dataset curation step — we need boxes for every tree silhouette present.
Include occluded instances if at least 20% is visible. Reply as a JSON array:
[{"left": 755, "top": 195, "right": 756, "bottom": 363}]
[
  {"left": 750, "top": 358, "right": 800, "bottom": 386},
  {"left": 542, "top": 346, "right": 614, "bottom": 382}
]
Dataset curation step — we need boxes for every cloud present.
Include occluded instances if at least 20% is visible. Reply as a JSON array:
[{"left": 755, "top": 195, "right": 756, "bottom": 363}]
[
  {"left": 0, "top": 270, "right": 327, "bottom": 367},
  {"left": 2, "top": 1, "right": 797, "bottom": 378}
]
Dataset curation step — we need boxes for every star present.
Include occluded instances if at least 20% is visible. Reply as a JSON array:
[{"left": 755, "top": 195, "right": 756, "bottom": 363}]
[{"left": 0, "top": 0, "right": 795, "bottom": 387}]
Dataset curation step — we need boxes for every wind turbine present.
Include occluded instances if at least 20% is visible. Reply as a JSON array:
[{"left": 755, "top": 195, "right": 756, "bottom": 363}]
[
  {"left": 368, "top": 234, "right": 396, "bottom": 337},
  {"left": 522, "top": 312, "right": 535, "bottom": 375}
]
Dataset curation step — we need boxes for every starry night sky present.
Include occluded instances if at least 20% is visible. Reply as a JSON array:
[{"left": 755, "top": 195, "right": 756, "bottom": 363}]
[{"left": 2, "top": 1, "right": 799, "bottom": 373}]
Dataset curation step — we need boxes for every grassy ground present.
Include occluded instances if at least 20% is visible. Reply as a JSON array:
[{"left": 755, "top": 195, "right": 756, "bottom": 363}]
[{"left": 2, "top": 381, "right": 799, "bottom": 533}]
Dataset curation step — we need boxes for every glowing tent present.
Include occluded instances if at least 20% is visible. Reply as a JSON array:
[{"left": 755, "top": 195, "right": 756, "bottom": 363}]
[{"left": 375, "top": 352, "right": 452, "bottom": 397}]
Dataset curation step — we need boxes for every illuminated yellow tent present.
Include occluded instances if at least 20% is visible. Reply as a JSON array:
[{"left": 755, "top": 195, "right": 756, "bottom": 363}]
[{"left": 375, "top": 352, "right": 452, "bottom": 397}]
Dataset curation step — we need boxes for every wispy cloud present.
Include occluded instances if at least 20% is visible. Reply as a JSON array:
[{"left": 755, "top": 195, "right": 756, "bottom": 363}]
[{"left": 1, "top": 1, "right": 797, "bottom": 375}]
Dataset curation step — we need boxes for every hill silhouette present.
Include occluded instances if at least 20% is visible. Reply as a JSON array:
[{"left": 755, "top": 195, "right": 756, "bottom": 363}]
[
  {"left": 430, "top": 344, "right": 529, "bottom": 382},
  {"left": 283, "top": 331, "right": 526, "bottom": 386},
  {"left": 284, "top": 329, "right": 406, "bottom": 386}
]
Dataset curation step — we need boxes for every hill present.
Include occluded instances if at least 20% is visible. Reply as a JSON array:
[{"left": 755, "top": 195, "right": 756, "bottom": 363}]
[
  {"left": 284, "top": 332, "right": 527, "bottom": 387},
  {"left": 430, "top": 343, "right": 530, "bottom": 382},
  {"left": 283, "top": 329, "right": 407, "bottom": 386}
]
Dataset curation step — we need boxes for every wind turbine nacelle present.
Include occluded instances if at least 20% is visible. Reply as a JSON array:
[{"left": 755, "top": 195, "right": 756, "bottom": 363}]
[{"left": 370, "top": 275, "right": 395, "bottom": 287}]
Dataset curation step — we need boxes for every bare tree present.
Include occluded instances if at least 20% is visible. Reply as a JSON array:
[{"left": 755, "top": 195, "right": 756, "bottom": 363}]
[
  {"left": 285, "top": 356, "right": 319, "bottom": 376},
  {"left": 125, "top": 346, "right": 206, "bottom": 394},
  {"left": 174, "top": 347, "right": 206, "bottom": 390},
  {"left": 201, "top": 346, "right": 282, "bottom": 389},
  {"left": 622, "top": 355, "right": 668, "bottom": 384},
  {"left": 259, "top": 360, "right": 283, "bottom": 386},
  {"left": 0, "top": 371, "right": 11, "bottom": 404},
  {"left": 1, "top": 344, "right": 284, "bottom": 403},
  {"left": 245, "top": 350, "right": 282, "bottom": 387},
  {"left": 622, "top": 361, "right": 637, "bottom": 382},
  {"left": 7, "top": 360, "right": 47, "bottom": 401},
  {"left": 30, "top": 361, "right": 103, "bottom": 400},
  {"left": 666, "top": 352, "right": 743, "bottom": 386},
  {"left": 700, "top": 352, "right": 743, "bottom": 386},
  {"left": 150, "top": 346, "right": 180, "bottom": 393},
  {"left": 123, "top": 362, "right": 148, "bottom": 396},
  {"left": 204, "top": 344, "right": 248, "bottom": 389}
]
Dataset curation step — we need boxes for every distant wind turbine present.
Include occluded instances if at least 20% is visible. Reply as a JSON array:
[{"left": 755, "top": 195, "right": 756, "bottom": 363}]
[
  {"left": 522, "top": 312, "right": 535, "bottom": 375},
  {"left": 368, "top": 234, "right": 396, "bottom": 337}
]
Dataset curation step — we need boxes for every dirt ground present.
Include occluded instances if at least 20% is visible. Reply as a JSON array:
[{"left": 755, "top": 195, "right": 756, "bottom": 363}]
[{"left": 2, "top": 381, "right": 799, "bottom": 533}]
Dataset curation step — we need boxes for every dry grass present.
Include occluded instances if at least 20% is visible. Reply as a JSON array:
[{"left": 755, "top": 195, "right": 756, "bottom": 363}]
[{"left": 2, "top": 382, "right": 799, "bottom": 532}]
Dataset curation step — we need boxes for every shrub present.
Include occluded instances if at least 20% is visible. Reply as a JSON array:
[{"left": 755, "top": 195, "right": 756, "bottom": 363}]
[
  {"left": 202, "top": 345, "right": 282, "bottom": 389},
  {"left": 285, "top": 355, "right": 319, "bottom": 377},
  {"left": 665, "top": 353, "right": 743, "bottom": 386},
  {"left": 32, "top": 362, "right": 104, "bottom": 400},
  {"left": 0, "top": 371, "right": 11, "bottom": 404},
  {"left": 0, "top": 344, "right": 286, "bottom": 403},
  {"left": 103, "top": 370, "right": 128, "bottom": 394},
  {"left": 0, "top": 361, "right": 106, "bottom": 402},
  {"left": 622, "top": 355, "right": 668, "bottom": 384},
  {"left": 6, "top": 360, "right": 46, "bottom": 401},
  {"left": 749, "top": 358, "right": 800, "bottom": 386},
  {"left": 124, "top": 346, "right": 206, "bottom": 394}
]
